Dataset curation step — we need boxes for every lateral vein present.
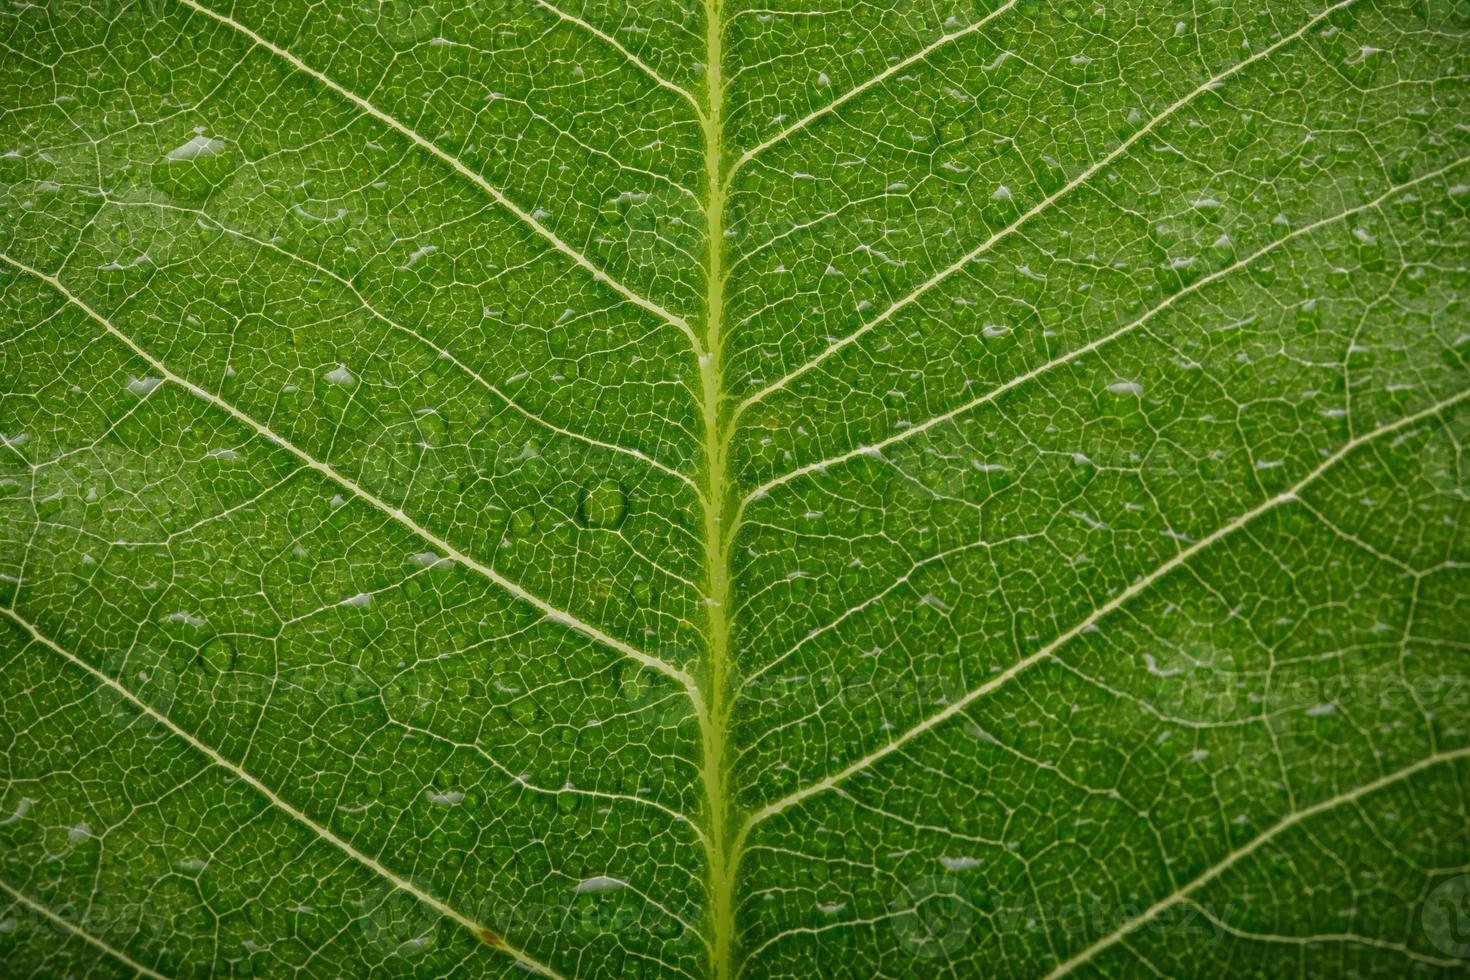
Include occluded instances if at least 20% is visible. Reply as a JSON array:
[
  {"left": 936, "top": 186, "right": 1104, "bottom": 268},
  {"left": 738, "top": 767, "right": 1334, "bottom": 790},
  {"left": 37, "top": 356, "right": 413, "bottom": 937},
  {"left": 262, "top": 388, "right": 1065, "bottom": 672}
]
[
  {"left": 730, "top": 0, "right": 1354, "bottom": 419},
  {"left": 171, "top": 0, "right": 704, "bottom": 358},
  {"left": 0, "top": 876, "right": 172, "bottom": 980},
  {"left": 1188, "top": 904, "right": 1466, "bottom": 969},
  {"left": 738, "top": 385, "right": 1470, "bottom": 830},
  {"left": 0, "top": 252, "right": 696, "bottom": 698},
  {"left": 118, "top": 198, "right": 706, "bottom": 501},
  {"left": 0, "top": 606, "right": 567, "bottom": 980},
  {"left": 727, "top": 0, "right": 1019, "bottom": 179},
  {"left": 735, "top": 154, "right": 1469, "bottom": 511},
  {"left": 1046, "top": 746, "right": 1470, "bottom": 976},
  {"left": 531, "top": 0, "right": 706, "bottom": 122}
]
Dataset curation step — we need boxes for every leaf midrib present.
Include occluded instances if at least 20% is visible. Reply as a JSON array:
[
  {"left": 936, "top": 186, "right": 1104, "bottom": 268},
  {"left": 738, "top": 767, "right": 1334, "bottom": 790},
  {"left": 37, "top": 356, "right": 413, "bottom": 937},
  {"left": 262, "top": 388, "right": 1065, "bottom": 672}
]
[{"left": 695, "top": 0, "right": 738, "bottom": 978}]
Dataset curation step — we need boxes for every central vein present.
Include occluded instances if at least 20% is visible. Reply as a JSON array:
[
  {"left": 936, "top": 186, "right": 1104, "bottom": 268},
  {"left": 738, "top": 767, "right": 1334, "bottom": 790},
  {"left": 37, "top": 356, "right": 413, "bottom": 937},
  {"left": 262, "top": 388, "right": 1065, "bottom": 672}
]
[{"left": 696, "top": 0, "right": 736, "bottom": 976}]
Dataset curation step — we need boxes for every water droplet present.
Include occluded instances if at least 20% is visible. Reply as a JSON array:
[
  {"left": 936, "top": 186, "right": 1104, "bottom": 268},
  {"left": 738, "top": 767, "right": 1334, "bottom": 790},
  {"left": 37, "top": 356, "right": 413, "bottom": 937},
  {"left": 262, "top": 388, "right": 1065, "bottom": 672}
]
[
  {"left": 198, "top": 636, "right": 235, "bottom": 674},
  {"left": 150, "top": 133, "right": 239, "bottom": 203},
  {"left": 414, "top": 410, "right": 447, "bottom": 448},
  {"left": 324, "top": 363, "right": 356, "bottom": 386},
  {"left": 578, "top": 479, "right": 627, "bottom": 529},
  {"left": 165, "top": 134, "right": 227, "bottom": 162},
  {"left": 572, "top": 875, "right": 627, "bottom": 893},
  {"left": 510, "top": 508, "right": 536, "bottom": 535}
]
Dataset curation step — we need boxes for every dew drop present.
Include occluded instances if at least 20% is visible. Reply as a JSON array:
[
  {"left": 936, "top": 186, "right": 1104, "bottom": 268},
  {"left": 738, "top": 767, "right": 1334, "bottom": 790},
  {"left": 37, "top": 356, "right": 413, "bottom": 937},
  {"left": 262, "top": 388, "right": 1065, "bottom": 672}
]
[
  {"left": 414, "top": 410, "right": 448, "bottom": 447},
  {"left": 198, "top": 636, "right": 235, "bottom": 674},
  {"left": 324, "top": 363, "right": 356, "bottom": 386},
  {"left": 150, "top": 133, "right": 239, "bottom": 203},
  {"left": 510, "top": 508, "right": 536, "bottom": 535},
  {"left": 0, "top": 150, "right": 24, "bottom": 184},
  {"left": 165, "top": 135, "right": 228, "bottom": 162},
  {"left": 578, "top": 479, "right": 627, "bottom": 529},
  {"left": 940, "top": 855, "right": 981, "bottom": 871},
  {"left": 572, "top": 875, "right": 627, "bottom": 894}
]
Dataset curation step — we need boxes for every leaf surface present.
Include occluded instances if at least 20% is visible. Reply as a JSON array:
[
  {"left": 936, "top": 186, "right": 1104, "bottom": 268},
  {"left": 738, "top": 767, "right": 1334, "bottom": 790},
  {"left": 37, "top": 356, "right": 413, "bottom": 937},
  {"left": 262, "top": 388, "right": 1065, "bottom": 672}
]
[{"left": 2, "top": 0, "right": 1469, "bottom": 977}]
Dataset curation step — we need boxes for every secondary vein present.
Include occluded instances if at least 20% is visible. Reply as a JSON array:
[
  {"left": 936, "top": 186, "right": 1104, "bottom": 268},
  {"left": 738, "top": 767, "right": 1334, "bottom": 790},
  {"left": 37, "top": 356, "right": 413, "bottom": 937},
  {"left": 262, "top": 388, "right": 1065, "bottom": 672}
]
[
  {"left": 171, "top": 0, "right": 704, "bottom": 359},
  {"left": 0, "top": 606, "right": 566, "bottom": 980},
  {"left": 0, "top": 252, "right": 696, "bottom": 700}
]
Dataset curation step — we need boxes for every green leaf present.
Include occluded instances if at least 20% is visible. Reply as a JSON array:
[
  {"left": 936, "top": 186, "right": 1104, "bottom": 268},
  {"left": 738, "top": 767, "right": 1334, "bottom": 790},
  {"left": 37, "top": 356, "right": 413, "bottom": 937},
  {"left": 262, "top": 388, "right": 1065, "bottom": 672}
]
[{"left": 2, "top": 0, "right": 1469, "bottom": 977}]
